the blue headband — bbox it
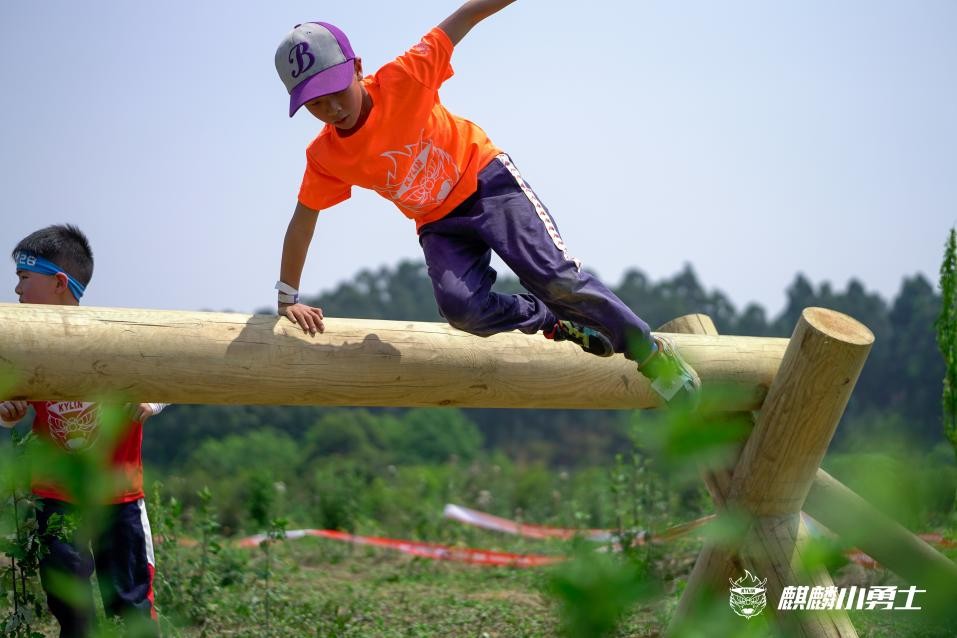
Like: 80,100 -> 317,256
13,250 -> 86,300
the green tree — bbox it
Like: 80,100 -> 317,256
302,409 -> 398,466
304,261 -> 442,321
190,429 -> 301,480
771,273 -> 817,336
614,263 -> 736,331
886,274 -> 943,438
937,227 -> 957,459
732,302 -> 774,337
389,408 -> 483,464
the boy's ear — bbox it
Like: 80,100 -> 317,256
354,57 -> 363,78
53,272 -> 73,299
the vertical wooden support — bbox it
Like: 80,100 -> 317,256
731,308 -> 871,636
665,314 -> 957,629
729,308 -> 873,515
662,314 -> 752,628
654,313 -> 743,508
671,309 -> 873,637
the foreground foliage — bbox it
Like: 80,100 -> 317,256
4,426 -> 957,637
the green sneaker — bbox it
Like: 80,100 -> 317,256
543,320 -> 614,357
637,335 -> 701,407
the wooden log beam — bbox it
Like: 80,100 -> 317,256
0,303 -> 787,409
805,470 -> 957,617
670,310 -> 872,636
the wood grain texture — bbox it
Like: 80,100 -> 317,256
666,312 -> 860,637
743,515 -> 858,637
730,308 -> 874,516
0,303 -> 787,409
664,314 -> 751,627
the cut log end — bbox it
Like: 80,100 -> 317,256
803,308 -> 874,347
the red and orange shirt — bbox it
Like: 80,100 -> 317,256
298,27 -> 502,230
28,401 -> 146,504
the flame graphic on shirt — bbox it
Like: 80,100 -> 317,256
377,130 -> 459,212
47,402 -> 100,452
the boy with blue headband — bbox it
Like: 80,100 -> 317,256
1,224 -> 164,637
272,0 -> 700,406
13,247 -> 88,302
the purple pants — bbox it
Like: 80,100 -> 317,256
419,154 -> 654,361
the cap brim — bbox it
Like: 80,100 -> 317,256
288,59 -> 355,117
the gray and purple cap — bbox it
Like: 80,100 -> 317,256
275,22 -> 355,117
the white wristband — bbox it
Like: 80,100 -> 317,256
146,403 -> 168,415
275,281 -> 299,305
275,280 -> 299,295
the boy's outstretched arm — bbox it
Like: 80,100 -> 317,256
438,0 -> 517,46
278,202 -> 326,335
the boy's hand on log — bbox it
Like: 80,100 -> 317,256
131,403 -> 160,423
0,400 -> 28,427
280,302 -> 325,336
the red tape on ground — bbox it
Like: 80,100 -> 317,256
443,504 -> 957,571
232,528 -> 561,567
166,505 -> 955,571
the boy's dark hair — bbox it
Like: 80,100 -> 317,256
13,224 -> 94,286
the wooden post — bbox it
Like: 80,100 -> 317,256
729,309 -> 873,514
666,314 -> 957,630
728,308 -> 872,636
668,310 -> 871,636
805,470 -> 957,616
0,303 -> 788,409
662,314 -> 752,629
655,313 -> 743,507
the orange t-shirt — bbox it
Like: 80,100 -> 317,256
297,27 -> 502,230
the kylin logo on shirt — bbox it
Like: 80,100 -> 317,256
378,129 -> 459,212
46,402 -> 100,452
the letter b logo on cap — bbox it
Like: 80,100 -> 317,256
289,42 -> 315,79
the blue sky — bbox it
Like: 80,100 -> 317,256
1,1 -> 955,318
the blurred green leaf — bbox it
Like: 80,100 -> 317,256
546,548 -> 661,638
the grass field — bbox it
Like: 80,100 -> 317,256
161,533 -> 676,638
153,532 -> 957,638
11,513 -> 957,637
165,533 -> 957,638
5,427 -> 957,637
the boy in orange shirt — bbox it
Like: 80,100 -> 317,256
273,0 -> 700,405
